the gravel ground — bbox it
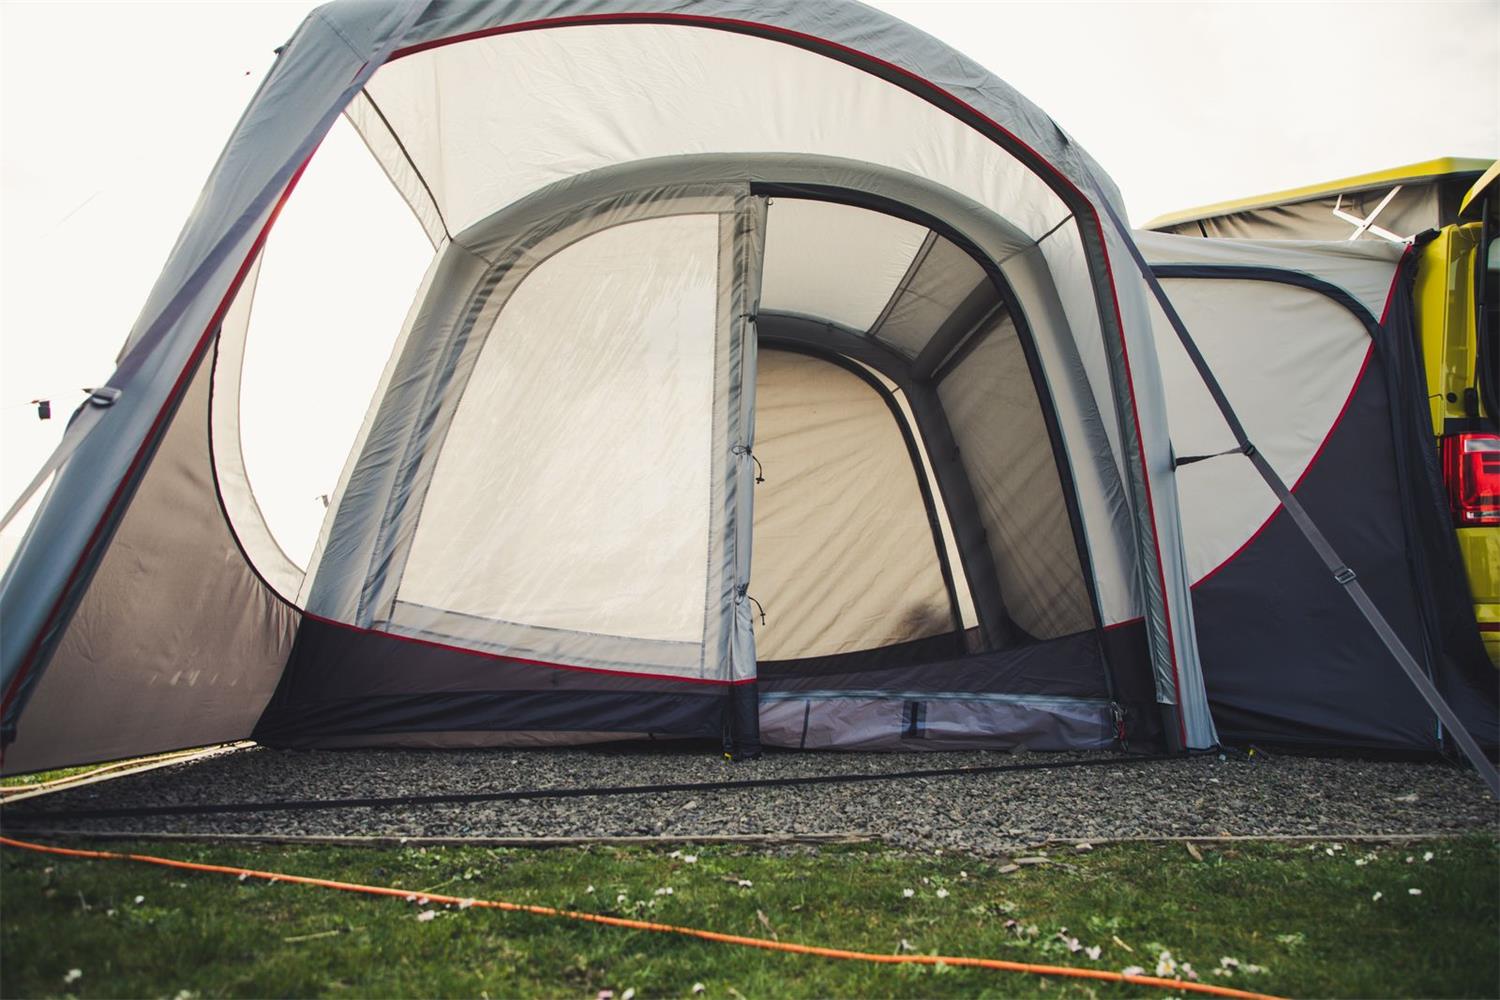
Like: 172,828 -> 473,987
4,746 -> 1496,857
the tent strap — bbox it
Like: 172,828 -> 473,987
1105,206 -> 1498,797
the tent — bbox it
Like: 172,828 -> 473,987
1136,232 -> 1496,754
1,0 -> 1493,776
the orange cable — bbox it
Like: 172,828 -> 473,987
0,835 -> 1281,1000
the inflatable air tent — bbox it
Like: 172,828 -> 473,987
1,0 -> 1494,779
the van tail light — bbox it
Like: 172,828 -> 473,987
1442,432 -> 1500,526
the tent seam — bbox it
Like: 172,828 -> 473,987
348,89 -> 453,245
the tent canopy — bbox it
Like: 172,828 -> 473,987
1,0 -> 1491,773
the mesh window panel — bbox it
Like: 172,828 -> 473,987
397,214 -> 720,644
937,315 -> 1094,640
870,236 -> 988,360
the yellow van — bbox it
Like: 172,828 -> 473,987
1145,157 -> 1500,666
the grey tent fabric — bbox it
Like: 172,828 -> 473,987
1147,168 -> 1485,243
1156,184 -> 1444,242
2,359 -> 298,773
870,235 -> 991,362
306,186 -> 758,679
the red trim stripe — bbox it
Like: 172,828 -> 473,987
1187,245 -> 1410,592
1189,344 -> 1376,590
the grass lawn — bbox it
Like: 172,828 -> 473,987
1,834 -> 1494,998
1,747 -> 234,793
0,766 -> 112,790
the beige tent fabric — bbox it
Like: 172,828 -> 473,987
2,358 -> 298,773
1132,230 -> 1404,318
751,349 -> 953,661
353,23 -> 1071,245
938,314 -> 1094,640
760,198 -> 926,331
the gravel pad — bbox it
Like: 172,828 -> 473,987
5,747 -> 1495,856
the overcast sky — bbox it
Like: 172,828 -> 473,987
1,0 -> 1495,561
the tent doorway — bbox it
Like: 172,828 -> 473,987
750,346 -> 966,668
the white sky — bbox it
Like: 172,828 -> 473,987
1,0 -> 1495,566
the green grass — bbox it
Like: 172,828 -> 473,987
1,746 -> 222,789
1,834 -> 1495,998
0,766 -> 109,789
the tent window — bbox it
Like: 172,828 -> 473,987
214,118 -> 433,582
936,312 -> 1095,640
397,213 -> 721,644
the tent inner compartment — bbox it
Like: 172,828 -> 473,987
237,180 -> 1123,752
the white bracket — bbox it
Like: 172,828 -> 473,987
1332,186 -> 1407,243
